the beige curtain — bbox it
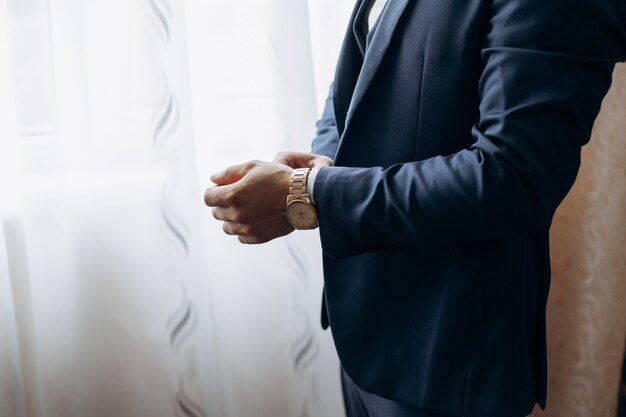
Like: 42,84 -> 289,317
531,63 -> 626,417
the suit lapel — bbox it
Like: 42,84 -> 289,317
341,0 -> 411,135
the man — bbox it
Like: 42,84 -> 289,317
204,0 -> 626,415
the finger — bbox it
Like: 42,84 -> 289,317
223,222 -> 249,236
212,206 -> 239,222
211,161 -> 256,185
204,185 -> 233,207
238,235 -> 262,245
311,156 -> 334,168
272,151 -> 292,165
273,152 -> 312,168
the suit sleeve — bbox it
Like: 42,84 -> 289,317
310,84 -> 340,160
313,0 -> 626,259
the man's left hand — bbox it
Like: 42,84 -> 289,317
204,160 -> 294,244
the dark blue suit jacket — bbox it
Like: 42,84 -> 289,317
310,0 -> 626,416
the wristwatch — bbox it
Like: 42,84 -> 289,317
284,168 -> 318,230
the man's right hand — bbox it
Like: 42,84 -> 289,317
273,151 -> 333,169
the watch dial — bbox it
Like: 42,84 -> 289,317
286,201 -> 316,228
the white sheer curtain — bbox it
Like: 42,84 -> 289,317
0,0 -> 354,416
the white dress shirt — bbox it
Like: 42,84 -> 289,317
368,0 -> 389,32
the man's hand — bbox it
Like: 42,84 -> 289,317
273,151 -> 333,169
204,160 -> 294,244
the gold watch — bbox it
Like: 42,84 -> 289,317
284,168 -> 318,230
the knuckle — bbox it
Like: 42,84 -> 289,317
232,211 -> 246,224
274,152 -> 295,165
250,159 -> 265,169
224,190 -> 240,206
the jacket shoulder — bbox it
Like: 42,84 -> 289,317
486,0 -> 626,60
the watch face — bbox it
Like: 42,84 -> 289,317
285,200 -> 317,229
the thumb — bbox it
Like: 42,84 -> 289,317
312,156 -> 334,168
211,162 -> 253,185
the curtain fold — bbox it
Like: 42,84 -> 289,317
184,0 -> 353,415
0,220 -> 28,417
1,0 -> 222,416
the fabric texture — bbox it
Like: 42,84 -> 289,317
341,367 -> 455,417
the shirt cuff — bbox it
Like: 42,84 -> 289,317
307,168 -> 320,205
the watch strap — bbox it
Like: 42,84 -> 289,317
289,168 -> 311,198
